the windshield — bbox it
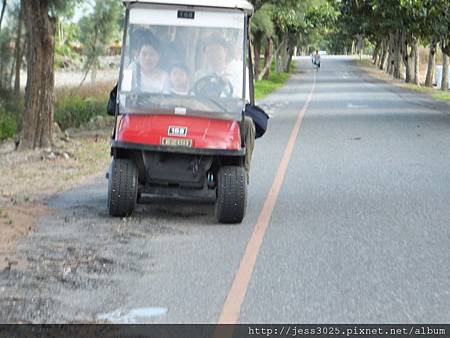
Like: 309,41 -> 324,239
118,5 -> 246,120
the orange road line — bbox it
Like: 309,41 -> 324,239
217,72 -> 317,327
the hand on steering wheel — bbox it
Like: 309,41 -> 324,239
191,75 -> 233,98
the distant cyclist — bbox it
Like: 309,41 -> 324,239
312,50 -> 321,71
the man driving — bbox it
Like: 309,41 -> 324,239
193,33 -> 255,182
193,34 -> 243,98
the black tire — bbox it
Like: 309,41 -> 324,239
215,165 -> 247,224
107,159 -> 138,217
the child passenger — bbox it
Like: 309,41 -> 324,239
164,61 -> 190,95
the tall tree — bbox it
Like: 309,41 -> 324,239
19,0 -> 55,149
78,0 -> 122,86
251,3 -> 274,80
18,0 -> 74,150
424,39 -> 437,87
442,44 -> 449,91
272,0 -> 311,72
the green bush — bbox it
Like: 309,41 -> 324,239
54,94 -> 108,130
0,109 -> 18,141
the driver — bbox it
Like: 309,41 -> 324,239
195,34 -> 255,183
194,34 -> 242,97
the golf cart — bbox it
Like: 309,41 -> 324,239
107,0 -> 256,223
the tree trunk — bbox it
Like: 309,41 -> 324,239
0,50 -> 3,90
281,35 -> 294,72
0,0 -> 6,33
0,44 -> 4,89
376,44 -> 382,66
379,39 -> 388,70
386,33 -> 395,75
409,43 -> 415,81
412,37 -> 420,85
8,56 -> 15,89
424,40 -> 437,87
373,39 -> 381,65
79,27 -> 99,87
401,33 -> 411,83
276,34 -> 288,73
261,37 -> 273,80
286,47 -> 294,72
441,47 -> 449,91
90,64 -> 97,86
19,0 -> 56,150
393,30 -> 402,79
14,2 -> 23,97
253,37 -> 261,81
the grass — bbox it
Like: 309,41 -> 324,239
254,61 -> 295,100
356,58 -> 450,103
402,83 -> 450,101
54,82 -> 112,130
0,209 -> 12,225
0,109 -> 18,141
0,90 -> 21,141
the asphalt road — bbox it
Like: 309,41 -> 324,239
2,56 -> 450,324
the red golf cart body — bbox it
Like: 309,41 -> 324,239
108,0 -> 254,223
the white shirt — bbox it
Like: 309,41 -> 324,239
140,70 -> 168,93
193,60 -> 249,100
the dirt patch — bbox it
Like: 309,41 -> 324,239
0,130 -> 111,202
0,203 -> 52,271
0,125 -> 113,272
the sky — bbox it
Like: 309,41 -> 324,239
72,2 -> 94,23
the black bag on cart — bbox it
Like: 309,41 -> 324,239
107,84 -> 118,116
244,103 -> 269,139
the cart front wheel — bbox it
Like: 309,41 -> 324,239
108,159 -> 138,217
215,165 -> 247,224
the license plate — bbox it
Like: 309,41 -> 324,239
161,137 -> 192,147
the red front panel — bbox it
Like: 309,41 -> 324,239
116,114 -> 242,150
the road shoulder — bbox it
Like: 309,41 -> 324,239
354,58 -> 450,113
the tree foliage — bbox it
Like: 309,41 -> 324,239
78,0 -> 122,86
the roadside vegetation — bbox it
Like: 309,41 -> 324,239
0,0 -> 121,144
335,1 -> 449,92
54,82 -> 112,130
0,105 -> 18,141
0,85 -> 111,141
254,61 -> 295,99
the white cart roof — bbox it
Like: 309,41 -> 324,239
123,0 -> 253,14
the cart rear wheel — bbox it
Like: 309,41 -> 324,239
215,165 -> 247,224
108,159 -> 138,217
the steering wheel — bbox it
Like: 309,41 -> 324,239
191,75 -> 233,98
